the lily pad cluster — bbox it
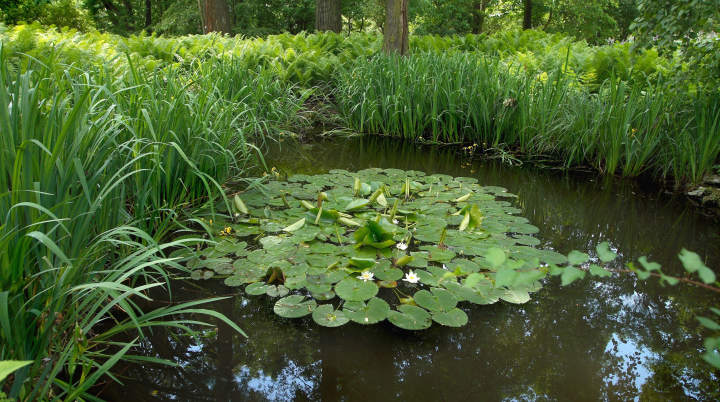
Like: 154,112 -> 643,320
186,168 -> 568,330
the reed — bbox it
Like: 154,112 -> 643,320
0,45 -> 303,399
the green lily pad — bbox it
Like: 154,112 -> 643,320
413,288 -> 458,312
274,295 -> 317,318
335,277 -> 379,301
312,305 -> 350,327
431,308 -> 468,327
245,282 -> 270,295
387,305 -> 432,330
267,285 -> 290,297
311,291 -> 336,300
371,261 -> 404,281
343,297 -> 391,324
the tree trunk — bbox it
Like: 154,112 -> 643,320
144,0 -> 152,30
204,0 -> 233,34
472,0 -> 485,35
382,0 -> 409,56
315,0 -> 342,33
523,0 -> 532,30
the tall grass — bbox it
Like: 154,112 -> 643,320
0,45 -> 304,399
335,53 -> 720,184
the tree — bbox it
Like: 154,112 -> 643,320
315,0 -> 341,32
203,0 -> 232,33
382,0 -> 408,55
522,0 -> 531,29
631,0 -> 720,87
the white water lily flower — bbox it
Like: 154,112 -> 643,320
359,270 -> 374,282
396,242 -> 408,251
403,270 -> 420,284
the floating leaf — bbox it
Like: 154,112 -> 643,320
312,305 -> 350,327
431,308 -> 468,327
245,282 -> 270,295
267,285 -> 289,297
274,295 -> 317,318
334,277 -> 379,301
413,288 -> 458,312
343,298 -> 390,324
388,305 -> 432,330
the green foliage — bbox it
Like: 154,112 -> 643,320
335,52 -> 720,184
631,0 -> 720,88
202,169 -> 550,330
0,29 -> 307,397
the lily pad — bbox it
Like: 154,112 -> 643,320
274,295 -> 317,318
312,305 -> 350,327
431,308 -> 469,327
387,305 -> 432,330
335,277 -> 379,301
414,288 -> 458,312
343,297 -> 391,324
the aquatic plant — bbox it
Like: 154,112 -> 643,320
185,169 -> 569,329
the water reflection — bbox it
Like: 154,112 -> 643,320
103,136 -> 720,401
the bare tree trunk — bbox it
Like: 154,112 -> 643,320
204,0 -> 233,34
471,0 -> 486,35
315,0 -> 342,33
145,0 -> 152,30
382,0 -> 409,56
523,0 -> 532,30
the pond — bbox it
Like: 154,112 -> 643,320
103,136 -> 720,401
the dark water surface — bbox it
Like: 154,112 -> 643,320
104,137 -> 720,401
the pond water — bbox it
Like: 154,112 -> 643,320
103,136 -> 720,401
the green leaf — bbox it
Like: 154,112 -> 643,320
274,295 -> 317,318
233,195 -> 249,214
387,305 -> 432,330
494,268 -> 519,288
678,249 -> 716,284
697,316 -> 720,331
283,218 -> 306,232
334,277 -> 379,301
431,308 -> 468,327
484,247 -> 506,267
0,361 -> 33,382
343,297 -> 390,324
312,305 -> 350,327
638,256 -> 661,272
266,285 -> 289,297
464,273 -> 484,288
348,257 -> 375,270
589,264 -> 612,278
567,250 -> 589,265
345,198 -> 370,211
499,288 -> 531,304
596,242 -> 617,263
245,282 -> 270,295
561,265 -> 586,286
395,255 -> 415,267
413,288 -> 458,312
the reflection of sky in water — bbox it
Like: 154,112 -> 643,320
234,361 -> 318,401
604,333 -> 655,401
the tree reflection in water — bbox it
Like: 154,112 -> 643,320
101,137 -> 720,401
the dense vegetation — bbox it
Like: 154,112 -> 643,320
1,0 -> 719,399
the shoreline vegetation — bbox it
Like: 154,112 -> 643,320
1,25 -> 719,400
